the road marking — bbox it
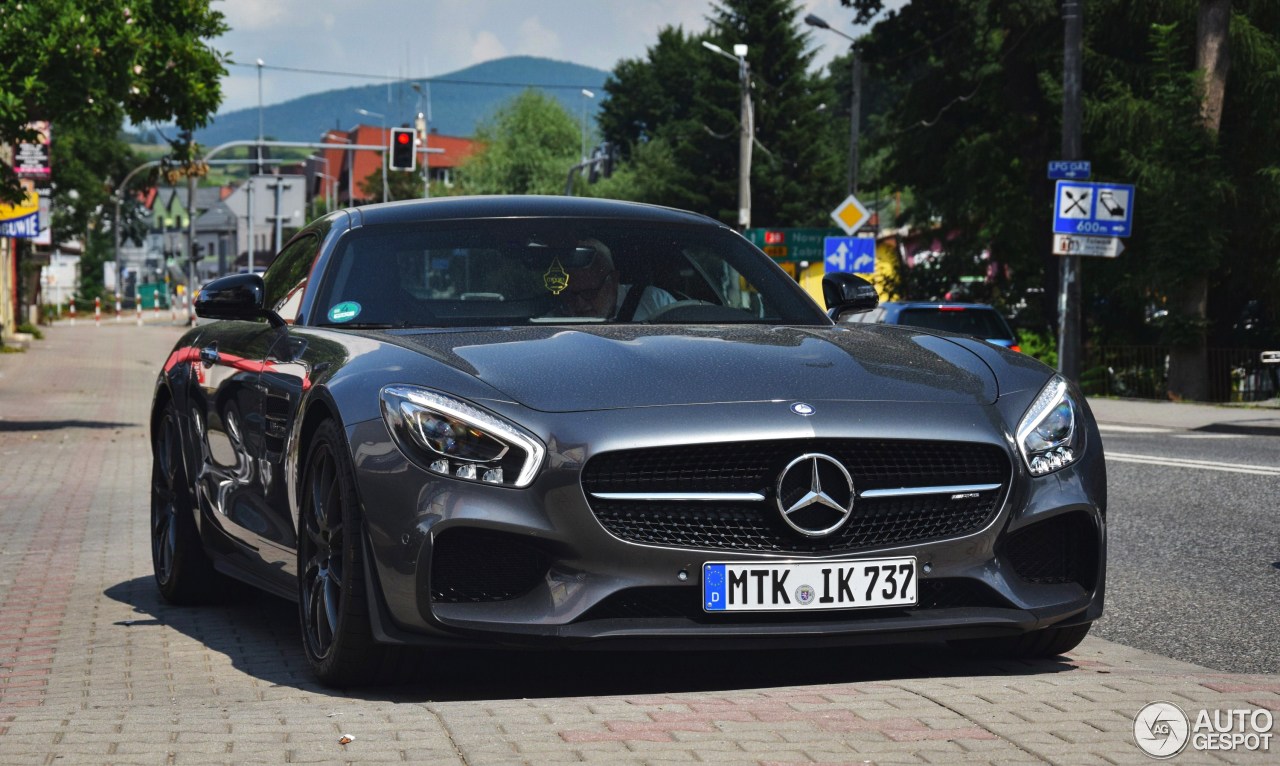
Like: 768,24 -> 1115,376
1107,452 -> 1280,476
1098,424 -> 1172,434
1172,433 -> 1243,440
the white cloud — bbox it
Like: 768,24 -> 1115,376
516,17 -> 563,60
469,30 -> 508,63
218,0 -> 290,32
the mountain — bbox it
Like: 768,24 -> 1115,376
195,56 -> 610,145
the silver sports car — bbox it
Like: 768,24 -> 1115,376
151,196 -> 1106,686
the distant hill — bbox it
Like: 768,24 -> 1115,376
195,56 -> 610,145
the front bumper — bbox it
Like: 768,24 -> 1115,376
347,398 -> 1107,649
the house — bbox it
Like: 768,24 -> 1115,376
317,125 -> 478,206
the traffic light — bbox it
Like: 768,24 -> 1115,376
389,127 -> 416,171
586,142 -> 617,184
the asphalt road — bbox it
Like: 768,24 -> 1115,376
1091,422 -> 1280,674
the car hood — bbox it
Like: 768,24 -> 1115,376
381,325 -> 998,412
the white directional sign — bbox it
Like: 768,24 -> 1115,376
824,237 -> 875,273
1053,234 -> 1126,258
829,194 -> 871,236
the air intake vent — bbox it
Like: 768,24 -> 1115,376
1002,512 -> 1099,589
430,528 -> 549,603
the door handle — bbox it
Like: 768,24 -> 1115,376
199,346 -> 219,366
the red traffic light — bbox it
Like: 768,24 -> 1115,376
389,127 -> 416,171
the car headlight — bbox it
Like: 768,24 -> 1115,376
1017,375 -> 1081,476
380,385 -> 545,487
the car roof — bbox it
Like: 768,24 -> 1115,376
347,195 -> 727,228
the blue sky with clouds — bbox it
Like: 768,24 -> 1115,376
214,0 -> 889,115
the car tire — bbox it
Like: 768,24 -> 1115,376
298,419 -> 401,687
950,622 -> 1092,659
151,402 -> 228,604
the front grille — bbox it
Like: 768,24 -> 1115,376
582,439 -> 1009,553
578,578 -> 1012,623
430,528 -> 549,603
1002,512 -> 1099,589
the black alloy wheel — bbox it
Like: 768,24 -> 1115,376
298,419 -> 398,686
151,402 -> 223,603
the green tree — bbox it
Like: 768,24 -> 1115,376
600,1 -> 843,227
851,0 -> 1062,310
0,0 -> 228,204
599,26 -> 730,215
846,0 -> 1280,388
707,0 -> 843,226
456,89 -> 579,195
359,166 -> 442,202
51,123 -> 151,300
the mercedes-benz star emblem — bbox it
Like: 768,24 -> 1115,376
790,402 -> 815,416
775,453 -> 855,537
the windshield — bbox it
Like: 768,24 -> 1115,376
311,219 -> 828,328
897,307 -> 1015,341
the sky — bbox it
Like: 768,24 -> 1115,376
214,0 -> 889,115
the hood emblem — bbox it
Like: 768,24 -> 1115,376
775,453 -> 855,537
790,402 -> 815,416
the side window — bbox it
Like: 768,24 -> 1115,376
263,234 -> 319,324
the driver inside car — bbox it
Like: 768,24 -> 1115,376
560,238 -> 675,320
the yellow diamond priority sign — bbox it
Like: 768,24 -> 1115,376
830,194 -> 871,236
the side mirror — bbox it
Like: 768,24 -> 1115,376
195,273 -> 271,323
823,273 -> 879,318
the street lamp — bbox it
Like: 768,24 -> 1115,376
256,58 -> 265,143
702,40 -> 752,230
804,13 -> 861,196
249,57 -> 265,274
355,107 -> 388,203
412,82 -> 432,199
580,89 -> 595,163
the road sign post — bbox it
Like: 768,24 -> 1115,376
823,237 -> 875,274
1053,234 -> 1125,258
1048,160 -> 1092,179
744,228 -> 843,263
1054,180 -> 1136,237
829,195 -> 871,236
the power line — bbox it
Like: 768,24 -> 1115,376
226,61 -> 600,92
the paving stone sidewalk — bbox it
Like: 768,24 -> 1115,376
0,323 -> 1275,765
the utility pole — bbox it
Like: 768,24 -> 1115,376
246,168 -> 256,273
266,177 -> 293,254
703,41 -> 753,230
185,133 -> 198,325
803,14 -> 861,196
738,50 -> 752,230
416,112 -> 430,199
1057,0 -> 1084,382
849,52 -> 861,196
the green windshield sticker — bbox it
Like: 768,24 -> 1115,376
328,301 -> 361,323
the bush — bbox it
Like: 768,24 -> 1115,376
1017,328 -> 1057,368
16,323 -> 43,340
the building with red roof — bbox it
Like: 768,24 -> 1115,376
316,126 -> 478,207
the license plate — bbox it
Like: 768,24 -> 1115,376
702,557 -> 917,612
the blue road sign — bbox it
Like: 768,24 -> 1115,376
1048,160 -> 1092,180
1053,180 -> 1136,238
824,237 -> 875,274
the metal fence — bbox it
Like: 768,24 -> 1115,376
1082,346 -> 1277,403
